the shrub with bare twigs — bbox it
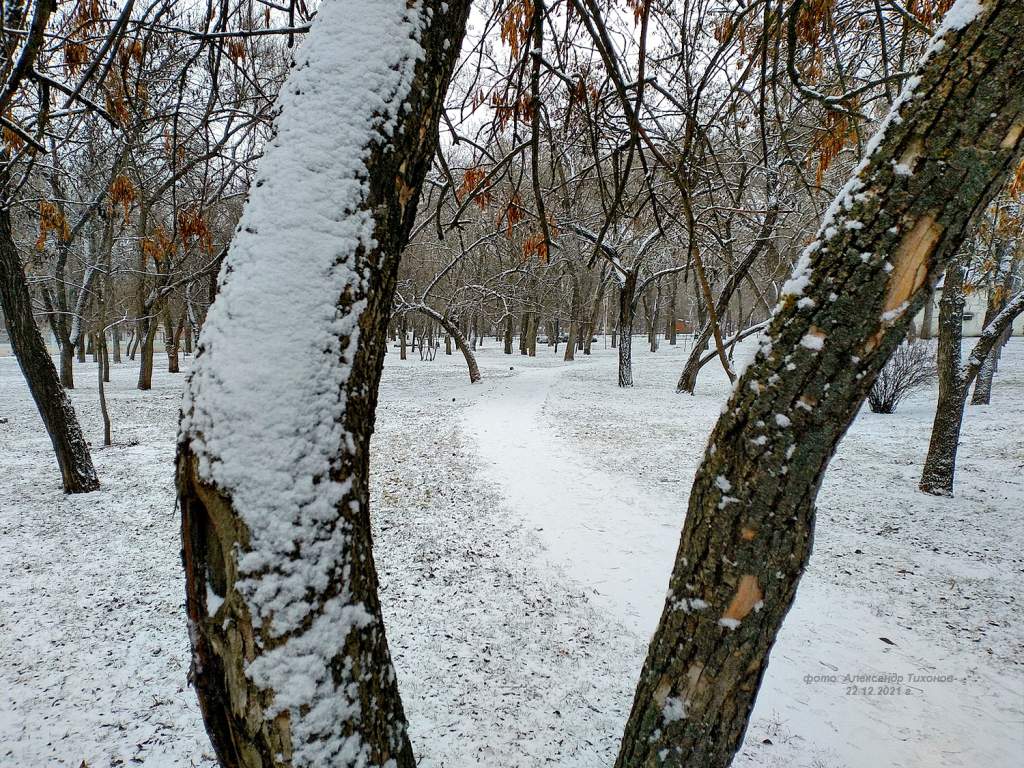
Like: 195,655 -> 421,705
868,340 -> 937,414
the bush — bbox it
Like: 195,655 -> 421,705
868,340 -> 937,414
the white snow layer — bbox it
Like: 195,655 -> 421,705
178,0 -> 427,765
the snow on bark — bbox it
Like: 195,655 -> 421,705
178,1 -> 426,764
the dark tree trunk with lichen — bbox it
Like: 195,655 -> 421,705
0,204 -> 99,493
175,2 -> 471,767
616,5 -> 1024,766
919,257 -> 968,495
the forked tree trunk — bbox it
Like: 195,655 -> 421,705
0,205 -> 99,493
921,287 -> 1024,495
584,278 -> 607,355
969,263 -> 1016,403
175,2 -> 470,766
616,7 -> 1024,766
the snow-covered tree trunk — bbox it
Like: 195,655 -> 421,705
0,204 -> 99,493
175,1 -> 470,766
615,3 -> 1024,766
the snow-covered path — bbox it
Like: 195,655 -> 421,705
463,360 -> 680,637
1,339 -> 1021,768
460,341 -> 1024,768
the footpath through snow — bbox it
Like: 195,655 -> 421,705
0,339 -> 1021,767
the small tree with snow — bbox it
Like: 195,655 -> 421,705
868,340 -> 937,413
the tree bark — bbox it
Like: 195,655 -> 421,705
618,274 -> 636,387
0,205 -> 99,493
616,7 -> 1024,766
97,333 -> 112,447
176,2 -> 470,766
59,342 -> 75,388
137,317 -> 157,389
920,286 -> 936,339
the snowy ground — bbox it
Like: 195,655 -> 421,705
1,337 -> 1021,767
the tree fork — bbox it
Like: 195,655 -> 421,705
175,1 -> 472,766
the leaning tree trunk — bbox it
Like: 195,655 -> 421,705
616,6 -> 1024,767
0,205 -> 99,493
412,304 -> 481,383
175,2 -> 470,766
969,262 -> 1016,403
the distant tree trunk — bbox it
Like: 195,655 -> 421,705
165,311 -> 181,374
565,270 -> 580,361
0,205 -> 99,493
667,275 -> 678,345
97,333 -> 112,447
137,319 -> 157,389
112,324 -> 122,363
101,333 -> 110,383
970,263 -> 1016,404
58,341 -> 75,388
919,258 -> 968,495
648,283 -> 660,353
176,3 -> 470,766
76,335 -> 86,363
920,286 -> 936,339
616,7 -> 1024,765
583,278 -> 607,355
400,313 -> 407,359
503,314 -> 513,354
618,274 -> 637,387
